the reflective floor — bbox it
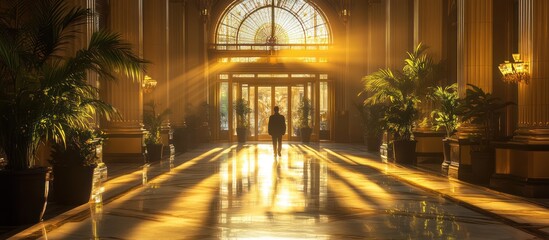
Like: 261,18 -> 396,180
11,143 -> 548,239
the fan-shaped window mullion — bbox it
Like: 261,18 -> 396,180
236,6 -> 271,44
217,0 -> 330,45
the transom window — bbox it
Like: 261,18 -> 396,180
216,0 -> 331,45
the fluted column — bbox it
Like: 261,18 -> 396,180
456,0 -> 493,96
143,0 -> 172,152
514,0 -> 549,142
413,0 -> 443,61
367,1 -> 386,73
169,0 -> 186,128
455,0 -> 493,140
144,0 -> 169,113
412,0 -> 445,159
101,0 -> 146,162
386,0 -> 411,70
448,0 -> 493,178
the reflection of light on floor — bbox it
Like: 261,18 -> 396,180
219,144 -> 328,239
302,146 -> 395,207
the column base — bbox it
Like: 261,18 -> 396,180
447,138 -> 479,182
102,128 -> 146,163
490,174 -> 549,198
492,141 -> 549,198
414,131 -> 445,164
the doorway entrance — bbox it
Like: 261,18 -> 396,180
215,73 -> 332,142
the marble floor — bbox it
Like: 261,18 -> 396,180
9,143 -> 549,239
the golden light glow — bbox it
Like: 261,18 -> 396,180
498,54 -> 530,84
142,75 -> 157,93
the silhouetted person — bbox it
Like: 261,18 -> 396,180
268,106 -> 286,157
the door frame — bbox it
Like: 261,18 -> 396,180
214,72 -> 332,142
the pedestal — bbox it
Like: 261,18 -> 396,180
491,141 -> 549,198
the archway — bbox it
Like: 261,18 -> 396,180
211,0 -> 334,142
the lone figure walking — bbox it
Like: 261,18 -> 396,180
268,106 -> 286,157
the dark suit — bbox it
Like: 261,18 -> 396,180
268,113 -> 286,156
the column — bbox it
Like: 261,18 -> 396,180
491,0 -> 549,198
143,0 -> 173,155
456,0 -> 493,96
169,0 -> 186,128
386,0 -> 412,70
169,0 -> 187,152
414,0 -> 443,61
101,0 -> 146,162
514,0 -> 549,142
413,0 -> 445,163
449,0 -> 493,179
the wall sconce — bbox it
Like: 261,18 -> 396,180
142,75 -> 157,93
498,53 -> 530,84
339,0 -> 351,23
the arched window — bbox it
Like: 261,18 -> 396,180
216,0 -> 331,45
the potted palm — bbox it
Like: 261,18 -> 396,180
428,83 -> 460,168
143,101 -> 171,162
457,84 -> 514,183
362,44 -> 438,164
385,94 -> 420,164
0,0 -> 145,225
234,98 -> 251,143
356,102 -> 386,152
50,128 -> 105,205
363,69 -> 420,164
298,97 -> 313,143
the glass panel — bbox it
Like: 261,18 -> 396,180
257,74 -> 288,78
219,82 -> 229,131
308,82 -> 314,128
257,87 -> 272,137
274,86 -> 288,137
232,83 -> 238,136
249,87 -> 256,137
216,0 -> 330,45
319,81 -> 329,140
233,74 -> 255,78
291,85 -> 305,138
291,74 -> 315,78
242,85 -> 250,137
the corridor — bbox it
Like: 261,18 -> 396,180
11,143 -> 548,239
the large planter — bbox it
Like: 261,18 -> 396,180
441,138 -> 452,169
52,165 -> 96,205
471,146 -> 495,184
173,127 -> 188,154
146,143 -> 164,162
392,140 -> 417,165
366,133 -> 382,152
236,128 -> 247,143
0,167 -> 51,225
300,127 -> 312,143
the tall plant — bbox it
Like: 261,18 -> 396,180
457,84 -> 514,142
297,97 -> 312,128
143,101 -> 171,145
361,43 -> 439,141
429,83 -> 460,138
234,98 -> 251,129
0,0 -> 146,170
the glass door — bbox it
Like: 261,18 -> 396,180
255,86 -> 289,140
256,86 -> 272,140
225,76 -> 328,142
